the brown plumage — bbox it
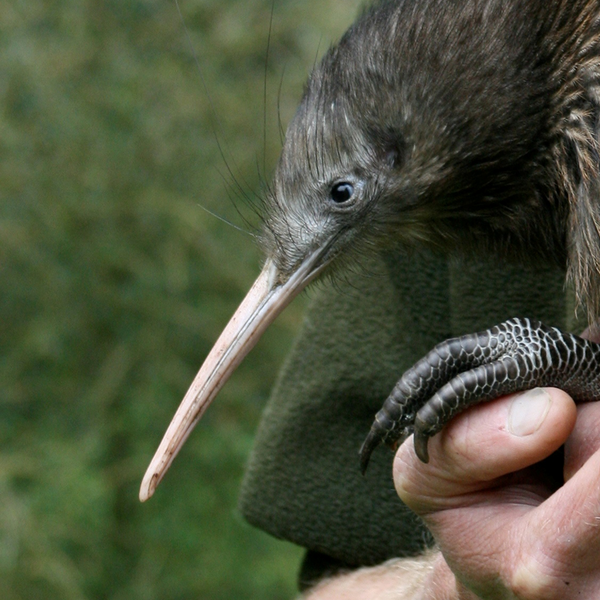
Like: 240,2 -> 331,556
264,0 -> 600,313
140,0 -> 600,500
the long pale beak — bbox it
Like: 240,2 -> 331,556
139,252 -> 327,501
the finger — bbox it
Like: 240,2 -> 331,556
560,328 -> 600,480
539,445 -> 600,550
394,388 -> 577,513
564,402 -> 600,479
509,447 -> 600,597
393,389 -> 578,598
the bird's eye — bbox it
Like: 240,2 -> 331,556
330,181 -> 354,204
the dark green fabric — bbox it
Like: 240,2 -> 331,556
238,249 -> 576,570
297,551 -> 357,591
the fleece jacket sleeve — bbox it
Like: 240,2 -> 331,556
238,249 -> 574,580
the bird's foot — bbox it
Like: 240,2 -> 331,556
360,317 -> 600,472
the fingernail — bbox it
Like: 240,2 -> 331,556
508,388 -> 551,437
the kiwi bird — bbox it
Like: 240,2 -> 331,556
140,0 -> 600,501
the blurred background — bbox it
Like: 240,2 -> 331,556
0,0 -> 362,598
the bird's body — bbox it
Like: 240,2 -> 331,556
141,0 -> 600,499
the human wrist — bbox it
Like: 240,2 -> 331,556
301,549 -> 466,600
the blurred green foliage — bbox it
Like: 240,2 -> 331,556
0,0 -> 361,598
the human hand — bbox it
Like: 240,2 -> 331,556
304,394 -> 600,599
395,386 -> 600,599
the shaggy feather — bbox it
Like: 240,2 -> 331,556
262,0 -> 600,321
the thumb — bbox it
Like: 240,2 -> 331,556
394,388 -> 577,513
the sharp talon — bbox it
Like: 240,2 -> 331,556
359,429 -> 381,474
413,433 -> 430,463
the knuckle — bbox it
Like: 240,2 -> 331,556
510,560 -> 558,599
508,544 -> 580,600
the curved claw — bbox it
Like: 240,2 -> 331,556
360,426 -> 429,472
413,432 -> 430,463
359,420 -> 412,473
359,428 -> 381,474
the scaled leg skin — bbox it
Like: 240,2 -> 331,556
360,317 -> 600,470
